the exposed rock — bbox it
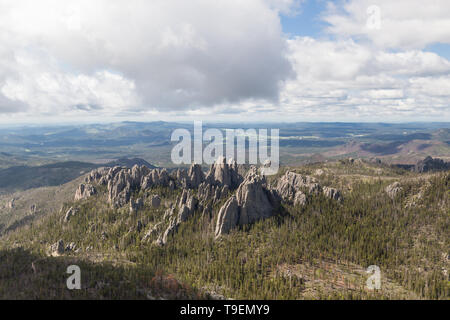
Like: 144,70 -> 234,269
158,219 -> 179,246
215,196 -> 240,237
63,207 -> 79,223
385,182 -> 402,199
142,222 -> 162,242
8,198 -> 15,209
177,205 -> 192,223
108,170 -> 132,207
30,204 -> 37,215
187,163 -> 205,188
293,191 -> 307,206
176,189 -> 197,223
236,168 -> 278,225
49,240 -> 64,257
323,187 -> 343,201
414,156 -> 450,173
85,167 -> 109,184
65,242 -> 76,252
205,157 -> 241,189
276,171 -> 320,203
215,168 -> 279,237
75,183 -> 97,201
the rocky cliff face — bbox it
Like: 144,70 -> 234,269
215,167 -> 280,237
75,159 -> 344,245
276,171 -> 320,204
205,157 -> 242,189
74,183 -> 96,201
414,156 -> 450,173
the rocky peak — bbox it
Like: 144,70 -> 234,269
75,183 -> 97,201
414,156 -> 450,173
187,163 -> 205,188
215,168 -> 279,237
276,171 -> 319,204
205,157 -> 241,189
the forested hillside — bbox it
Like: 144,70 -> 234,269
0,160 -> 448,299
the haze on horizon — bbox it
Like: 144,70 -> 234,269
0,0 -> 450,124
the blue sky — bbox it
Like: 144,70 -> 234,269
280,0 -> 329,38
280,0 -> 450,60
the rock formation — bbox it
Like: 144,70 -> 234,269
385,182 -> 402,199
187,163 -> 204,188
414,156 -> 450,173
205,157 -> 241,188
63,207 -> 79,223
49,239 -> 65,257
75,183 -> 97,201
323,186 -> 343,201
215,168 -> 279,237
215,196 -> 240,236
276,171 -> 320,204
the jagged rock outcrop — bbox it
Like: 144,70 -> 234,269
197,183 -> 230,204
176,189 -> 198,223
293,191 -> 307,206
187,163 -> 205,188
49,239 -> 64,257
108,170 -> 132,207
385,182 -> 402,199
8,198 -> 15,209
323,187 -> 343,201
215,196 -> 240,236
65,242 -> 76,252
75,183 -> 97,201
414,156 -> 450,173
85,167 -> 109,184
236,168 -> 279,225
78,164 -> 173,208
142,222 -> 163,242
157,219 -> 179,246
276,171 -> 320,204
205,157 -> 241,188
215,168 -> 279,237
63,207 -> 79,223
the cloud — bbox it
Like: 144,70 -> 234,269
323,0 -> 450,49
271,36 -> 450,121
0,0 -> 448,122
0,0 -> 293,115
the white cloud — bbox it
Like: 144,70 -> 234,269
0,0 -> 293,116
0,0 -> 448,122
323,0 -> 450,49
273,36 -> 450,121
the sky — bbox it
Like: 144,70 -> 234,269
0,0 -> 449,124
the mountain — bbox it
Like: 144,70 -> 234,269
0,158 -> 156,195
105,158 -> 157,169
0,158 -> 448,299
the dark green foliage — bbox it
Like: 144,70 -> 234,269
1,170 -> 449,300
